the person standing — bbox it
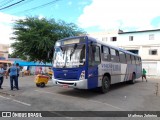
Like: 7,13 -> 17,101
14,63 -> 20,88
142,68 -> 147,82
6,63 -> 19,90
0,63 -> 5,89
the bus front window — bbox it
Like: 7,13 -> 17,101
53,44 -> 85,68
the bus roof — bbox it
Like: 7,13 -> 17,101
87,36 -> 140,57
57,36 -> 86,42
57,36 -> 140,57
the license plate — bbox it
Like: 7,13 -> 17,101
63,85 -> 69,88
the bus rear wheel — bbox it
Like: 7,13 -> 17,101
129,73 -> 136,84
100,76 -> 110,93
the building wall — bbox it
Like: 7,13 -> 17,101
0,44 -> 9,59
118,31 -> 160,61
118,31 -> 160,46
88,29 -> 160,77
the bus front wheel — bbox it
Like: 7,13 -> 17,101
100,76 -> 110,93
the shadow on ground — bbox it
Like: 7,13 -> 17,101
56,80 -> 141,99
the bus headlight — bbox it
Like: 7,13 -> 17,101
79,70 -> 85,80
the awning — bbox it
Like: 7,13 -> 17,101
14,60 -> 52,67
0,60 -> 13,64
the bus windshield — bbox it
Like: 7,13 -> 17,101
53,44 -> 85,68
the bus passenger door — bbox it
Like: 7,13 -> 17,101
88,45 -> 101,89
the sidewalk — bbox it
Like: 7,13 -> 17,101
137,77 -> 160,83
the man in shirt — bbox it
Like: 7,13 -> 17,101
14,63 -> 20,88
0,63 -> 5,89
142,68 -> 147,82
6,63 -> 19,90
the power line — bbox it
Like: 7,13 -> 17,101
13,0 -> 61,14
1,0 -> 36,11
0,0 -> 26,11
0,0 -> 9,4
0,0 -> 13,8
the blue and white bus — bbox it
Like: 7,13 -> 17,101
52,36 -> 142,93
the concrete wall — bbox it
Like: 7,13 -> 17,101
0,44 -> 9,59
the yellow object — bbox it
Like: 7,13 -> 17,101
34,74 -> 50,87
48,71 -> 53,75
24,70 -> 30,76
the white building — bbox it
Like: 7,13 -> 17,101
88,29 -> 160,78
0,44 -> 9,60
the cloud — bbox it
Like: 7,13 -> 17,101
78,1 -> 90,5
0,12 -> 22,45
68,1 -> 72,6
54,3 -> 59,9
78,0 -> 160,31
38,14 -> 44,19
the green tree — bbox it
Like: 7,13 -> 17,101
11,17 -> 86,62
9,53 -> 27,60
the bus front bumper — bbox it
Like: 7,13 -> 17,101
52,78 -> 88,89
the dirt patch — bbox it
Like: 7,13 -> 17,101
0,91 -> 15,97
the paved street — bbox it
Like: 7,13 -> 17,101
0,76 -> 160,120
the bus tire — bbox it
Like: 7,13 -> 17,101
129,73 -> 136,84
100,76 -> 110,93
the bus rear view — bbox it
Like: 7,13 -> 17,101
52,36 -> 88,89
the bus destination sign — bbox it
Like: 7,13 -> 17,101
63,39 -> 80,45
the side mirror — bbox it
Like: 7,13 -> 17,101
47,47 -> 54,59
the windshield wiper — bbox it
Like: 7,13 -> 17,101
70,44 -> 77,60
59,46 -> 66,59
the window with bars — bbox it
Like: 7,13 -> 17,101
149,49 -> 157,55
129,36 -> 133,41
110,37 -> 117,42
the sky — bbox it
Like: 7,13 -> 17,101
0,0 -> 160,46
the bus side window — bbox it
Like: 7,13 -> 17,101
119,51 -> 127,63
140,58 -> 142,63
110,49 -> 119,62
80,45 -> 85,63
116,50 -> 120,62
130,55 -> 132,64
139,57 -> 142,64
89,45 -> 101,66
126,54 -> 131,64
135,57 -> 139,64
131,55 -> 135,64
137,57 -> 141,65
101,46 -> 110,61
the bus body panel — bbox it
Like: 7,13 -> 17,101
87,65 -> 98,89
125,64 -> 134,81
136,64 -> 142,78
110,63 -> 121,84
53,67 -> 84,80
52,78 -> 88,89
120,64 -> 127,82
